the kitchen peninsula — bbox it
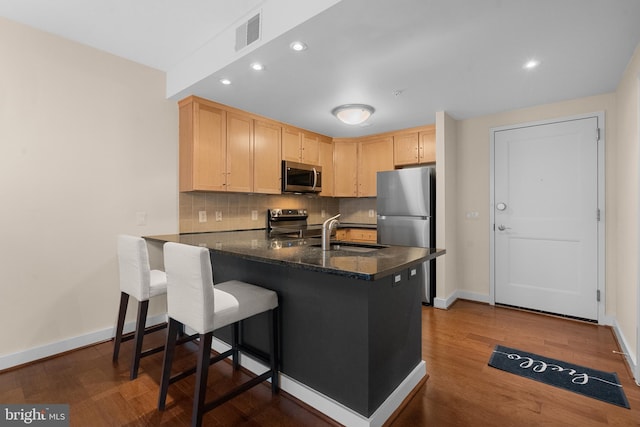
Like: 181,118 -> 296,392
146,230 -> 444,427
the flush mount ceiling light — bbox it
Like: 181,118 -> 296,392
219,78 -> 232,85
250,62 -> 264,71
290,41 -> 307,51
331,104 -> 375,125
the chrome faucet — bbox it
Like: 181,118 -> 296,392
322,214 -> 340,251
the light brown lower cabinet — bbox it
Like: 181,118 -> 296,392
336,228 -> 377,243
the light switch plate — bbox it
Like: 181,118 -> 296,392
251,210 -> 258,221
136,211 -> 147,226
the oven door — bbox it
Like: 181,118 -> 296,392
282,161 -> 322,193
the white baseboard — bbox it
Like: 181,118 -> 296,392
0,314 -> 167,371
434,289 -> 489,309
610,318 -> 639,385
211,337 -> 426,427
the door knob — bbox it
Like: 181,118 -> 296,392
497,225 -> 511,231
496,202 -> 507,211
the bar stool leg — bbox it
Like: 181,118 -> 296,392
113,292 -> 129,362
158,318 -> 181,410
193,332 -> 213,427
130,300 -> 149,380
231,322 -> 239,370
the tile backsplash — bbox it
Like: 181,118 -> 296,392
337,197 -> 377,224
180,193 -> 376,233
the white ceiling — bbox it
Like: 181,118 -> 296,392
1,0 -> 640,138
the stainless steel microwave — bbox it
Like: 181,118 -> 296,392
282,161 -> 322,193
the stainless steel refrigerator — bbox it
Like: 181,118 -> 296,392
377,166 -> 435,305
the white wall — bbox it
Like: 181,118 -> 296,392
614,43 -> 640,367
0,17 -> 179,366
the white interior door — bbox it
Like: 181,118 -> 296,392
494,117 -> 599,320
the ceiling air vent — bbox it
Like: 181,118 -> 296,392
235,13 -> 261,51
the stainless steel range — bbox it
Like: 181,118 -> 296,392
267,208 -> 323,238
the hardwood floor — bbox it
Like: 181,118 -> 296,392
0,300 -> 638,426
393,300 -> 640,426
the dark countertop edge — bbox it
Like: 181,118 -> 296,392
209,248 -> 376,280
145,233 -> 445,282
208,247 -> 446,281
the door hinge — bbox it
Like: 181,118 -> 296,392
597,208 -> 601,221
597,289 -> 601,302
596,128 -> 601,142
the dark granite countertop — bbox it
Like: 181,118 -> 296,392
146,230 -> 444,281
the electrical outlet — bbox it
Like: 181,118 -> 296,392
198,211 -> 207,223
368,209 -> 375,218
251,210 -> 258,221
321,210 -> 326,218
215,211 -> 223,222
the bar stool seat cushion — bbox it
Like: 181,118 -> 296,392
213,280 -> 278,330
149,270 -> 168,298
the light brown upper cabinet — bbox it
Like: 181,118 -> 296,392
179,98 -> 227,192
253,120 -> 282,194
225,112 -> 254,193
179,96 -> 279,193
318,139 -> 334,197
333,137 -> 394,197
393,126 -> 436,166
333,142 -> 359,197
282,126 -> 320,165
358,137 -> 394,196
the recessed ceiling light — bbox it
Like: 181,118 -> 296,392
219,78 -> 231,85
290,41 -> 307,51
523,59 -> 540,70
250,62 -> 264,71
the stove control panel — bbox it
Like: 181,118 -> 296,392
268,208 -> 308,220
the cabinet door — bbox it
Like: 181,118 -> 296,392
333,142 -> 358,197
318,139 -> 334,196
282,127 -> 302,162
419,128 -> 436,163
254,120 -> 282,194
179,100 -> 226,191
359,137 -> 394,197
394,132 -> 419,166
335,229 -> 348,240
339,228 -> 377,243
226,112 -> 253,192
301,134 -> 320,164
353,229 -> 377,243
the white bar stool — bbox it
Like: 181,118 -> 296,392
112,234 -> 169,380
158,242 -> 279,427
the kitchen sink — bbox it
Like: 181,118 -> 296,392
310,241 -> 388,253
